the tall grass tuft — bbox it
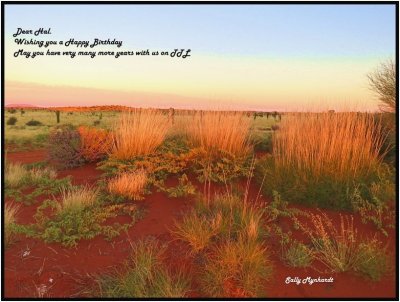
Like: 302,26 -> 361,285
56,186 -> 98,213
259,112 -> 390,209
200,237 -> 272,297
95,238 -> 190,297
5,203 -> 20,246
78,126 -> 113,162
186,111 -> 252,157
273,112 -> 386,182
5,162 -> 29,188
107,170 -> 148,200
110,110 -> 170,160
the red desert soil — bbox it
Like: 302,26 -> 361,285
4,151 -> 397,298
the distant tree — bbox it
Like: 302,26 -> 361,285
367,59 -> 396,113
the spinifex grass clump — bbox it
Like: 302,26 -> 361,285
56,185 -> 98,213
259,112 -> 388,209
110,109 -> 170,160
78,126 -> 113,162
172,193 -> 266,254
107,170 -> 148,200
5,162 -> 30,188
95,238 -> 190,298
187,111 -> 252,158
5,203 -> 20,247
200,237 -> 272,297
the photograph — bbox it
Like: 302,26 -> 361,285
2,1 -> 398,299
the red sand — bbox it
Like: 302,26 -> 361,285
4,151 -> 397,298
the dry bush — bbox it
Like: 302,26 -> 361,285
186,111 -> 252,157
108,170 -> 148,200
273,112 -> 386,182
78,126 -> 113,162
57,186 -> 98,213
110,109 -> 170,160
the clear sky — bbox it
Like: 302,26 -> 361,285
4,4 -> 396,111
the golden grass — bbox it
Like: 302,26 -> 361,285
78,126 -> 113,162
201,237 -> 272,297
5,162 -> 29,188
57,186 -> 98,213
108,170 -> 148,200
273,112 -> 386,181
186,111 -> 252,157
5,203 -> 20,246
110,109 -> 170,160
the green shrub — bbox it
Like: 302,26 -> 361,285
48,125 -> 85,168
26,119 -> 43,126
6,117 -> 17,125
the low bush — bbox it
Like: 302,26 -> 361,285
6,117 -> 17,125
48,125 -> 85,168
32,186 -> 142,247
26,119 -> 43,126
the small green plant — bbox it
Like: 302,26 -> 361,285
6,116 -> 18,125
8,108 -> 16,114
94,238 -> 190,297
282,240 -> 314,268
26,119 -> 43,126
160,174 -> 196,198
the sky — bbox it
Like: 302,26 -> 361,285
4,4 -> 396,111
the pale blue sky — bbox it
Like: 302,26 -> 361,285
5,4 -> 395,58
4,4 -> 396,110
